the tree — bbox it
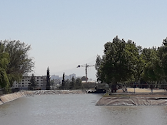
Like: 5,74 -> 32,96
50,79 -> 55,89
95,36 -> 141,92
141,48 -> 162,83
46,67 -> 50,90
95,36 -> 167,91
81,76 -> 87,81
61,73 -> 65,89
69,76 -> 75,89
0,52 -> 10,91
154,38 -> 167,84
163,37 -> 167,46
75,78 -> 82,89
95,55 -> 105,83
0,40 -> 34,86
133,46 -> 145,82
64,79 -> 70,90
29,74 -> 37,90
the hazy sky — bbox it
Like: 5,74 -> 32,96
1,0 -> 167,80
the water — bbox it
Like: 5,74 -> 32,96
1,94 -> 167,125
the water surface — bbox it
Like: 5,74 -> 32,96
0,94 -> 167,125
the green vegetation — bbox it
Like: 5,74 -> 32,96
0,52 -> 10,91
0,40 -> 34,92
46,67 -> 50,90
96,36 -> 167,92
29,74 -> 37,90
59,77 -> 83,90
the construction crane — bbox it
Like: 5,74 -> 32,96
77,64 -> 95,83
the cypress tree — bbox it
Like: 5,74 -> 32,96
46,67 -> 50,90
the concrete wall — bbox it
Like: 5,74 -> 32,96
0,90 -> 85,105
0,91 -> 34,105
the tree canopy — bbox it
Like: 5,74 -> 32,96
96,36 -> 139,84
96,36 -> 167,92
0,52 -> 10,90
29,74 -> 37,90
0,40 -> 34,91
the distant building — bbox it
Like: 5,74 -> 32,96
51,73 -> 77,83
12,76 -> 46,90
51,75 -> 59,80
12,73 -> 78,90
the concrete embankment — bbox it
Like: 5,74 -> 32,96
0,91 -> 34,105
33,90 -> 86,95
0,90 -> 85,105
96,94 -> 167,106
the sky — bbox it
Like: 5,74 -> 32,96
0,0 -> 167,80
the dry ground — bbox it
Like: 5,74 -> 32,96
117,87 -> 166,93
113,88 -> 167,98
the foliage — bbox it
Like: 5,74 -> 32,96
75,78 -> 82,89
0,40 -> 34,90
81,76 -> 87,81
95,36 -> 167,92
96,36 -> 140,86
0,40 -> 34,87
29,74 -> 37,90
0,52 -> 10,91
50,79 -> 54,86
46,67 -> 50,90
59,77 -> 83,90
61,73 -> 65,89
69,76 -> 75,89
142,48 -> 160,82
64,79 -> 70,89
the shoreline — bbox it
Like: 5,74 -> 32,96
96,92 -> 167,106
0,90 -> 86,105
0,91 -> 34,105
33,90 -> 86,95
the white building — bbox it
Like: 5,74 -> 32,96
12,76 -> 46,90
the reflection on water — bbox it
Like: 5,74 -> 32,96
102,106 -> 167,125
0,94 -> 167,125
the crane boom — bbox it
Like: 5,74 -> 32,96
77,63 -> 94,83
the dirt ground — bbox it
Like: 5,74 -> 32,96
115,88 -> 167,98
117,87 -> 166,93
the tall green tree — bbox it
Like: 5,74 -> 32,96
95,55 -> 105,83
64,79 -> 70,90
0,40 -> 34,86
96,36 -> 167,91
95,36 -> 141,92
29,74 -> 37,90
0,52 -> 10,90
75,78 -> 82,89
61,73 -> 65,89
132,46 -> 145,83
156,37 -> 167,81
141,48 -> 162,83
46,67 -> 50,90
69,76 -> 76,89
